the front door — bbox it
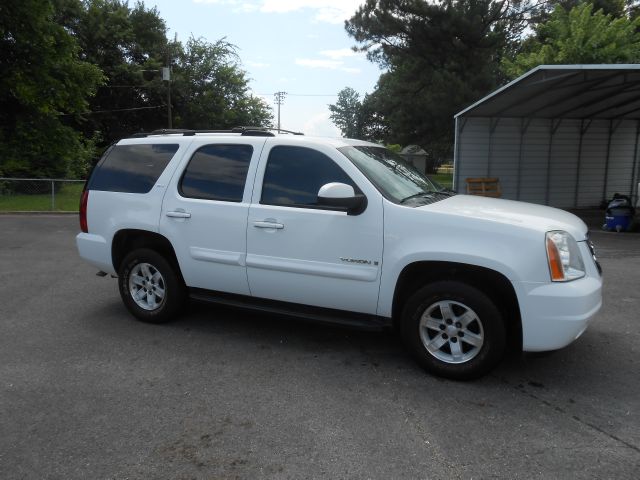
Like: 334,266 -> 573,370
246,143 -> 383,314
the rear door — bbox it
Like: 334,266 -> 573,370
246,142 -> 384,314
160,137 -> 267,294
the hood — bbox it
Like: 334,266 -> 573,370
420,195 -> 588,240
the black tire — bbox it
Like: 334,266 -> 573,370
118,248 -> 186,323
401,281 -> 506,380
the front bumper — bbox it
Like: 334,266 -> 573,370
519,276 -> 602,351
518,240 -> 602,352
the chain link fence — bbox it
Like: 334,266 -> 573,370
0,178 -> 85,212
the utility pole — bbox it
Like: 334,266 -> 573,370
163,34 -> 176,129
163,66 -> 171,129
274,91 -> 287,132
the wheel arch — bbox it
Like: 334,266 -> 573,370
391,261 -> 522,353
112,229 -> 183,280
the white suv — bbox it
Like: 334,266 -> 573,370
76,128 -> 602,379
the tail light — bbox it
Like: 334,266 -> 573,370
79,189 -> 89,233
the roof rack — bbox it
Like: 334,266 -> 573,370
128,126 -> 304,138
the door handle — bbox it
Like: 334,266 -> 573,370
166,211 -> 191,218
253,221 -> 284,229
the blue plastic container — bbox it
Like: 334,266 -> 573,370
604,207 -> 632,232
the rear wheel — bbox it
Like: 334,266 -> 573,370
118,248 -> 186,323
401,281 -> 506,380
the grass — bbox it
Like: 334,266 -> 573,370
0,182 -> 84,212
0,173 -> 455,212
428,173 -> 454,189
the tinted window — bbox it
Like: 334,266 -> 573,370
261,146 -> 356,207
89,144 -> 179,194
180,144 -> 253,202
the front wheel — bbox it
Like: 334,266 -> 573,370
118,248 -> 186,323
401,281 -> 506,380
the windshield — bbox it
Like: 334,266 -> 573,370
338,146 -> 450,204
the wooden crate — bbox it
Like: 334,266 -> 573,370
465,177 -> 501,198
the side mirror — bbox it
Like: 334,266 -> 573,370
317,182 -> 367,215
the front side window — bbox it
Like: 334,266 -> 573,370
180,144 -> 253,202
89,144 -> 179,194
261,146 -> 357,208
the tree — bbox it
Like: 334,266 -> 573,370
172,37 -> 272,130
345,0 -> 529,161
328,87 -> 367,138
329,87 -> 388,140
69,0 -> 172,145
503,3 -> 640,77
65,1 -> 271,149
0,0 -> 103,178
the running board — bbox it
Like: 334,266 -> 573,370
188,288 -> 391,331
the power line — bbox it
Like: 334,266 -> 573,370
98,85 -> 155,88
288,94 -> 339,97
256,93 -> 338,97
58,105 -> 166,116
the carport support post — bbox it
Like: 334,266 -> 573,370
545,119 -> 561,205
574,120 -> 590,208
454,118 -> 467,192
516,118 -> 531,201
629,120 -> 640,201
487,118 -> 499,177
453,117 -> 460,191
602,120 -> 615,203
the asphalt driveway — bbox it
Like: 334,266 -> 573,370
0,215 -> 638,479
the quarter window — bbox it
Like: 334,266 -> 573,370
89,144 -> 179,194
180,144 -> 253,202
261,146 -> 357,208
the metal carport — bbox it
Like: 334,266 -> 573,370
453,65 -> 640,207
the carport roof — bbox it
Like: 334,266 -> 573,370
455,64 -> 640,120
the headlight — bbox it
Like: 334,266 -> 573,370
546,231 -> 585,282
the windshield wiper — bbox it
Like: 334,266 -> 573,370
400,192 -> 434,204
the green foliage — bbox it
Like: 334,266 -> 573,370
0,117 -> 97,179
504,3 -> 640,77
531,0 -> 629,23
328,87 -> 388,141
386,144 -> 402,153
329,87 -> 363,138
0,0 -> 273,179
67,2 -> 271,142
172,37 -> 272,130
329,87 -> 362,138
69,0 -> 172,144
0,0 -> 103,178
345,0 -> 526,161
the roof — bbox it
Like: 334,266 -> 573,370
120,130 -> 379,149
400,145 -> 427,155
455,64 -> 640,120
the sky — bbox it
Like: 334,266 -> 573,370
146,0 -> 383,136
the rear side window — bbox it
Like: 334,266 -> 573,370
261,146 -> 357,207
89,144 -> 179,194
179,144 -> 253,202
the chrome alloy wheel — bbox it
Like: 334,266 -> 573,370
128,262 -> 166,311
419,300 -> 485,364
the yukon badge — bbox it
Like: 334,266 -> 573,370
340,257 -> 379,266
